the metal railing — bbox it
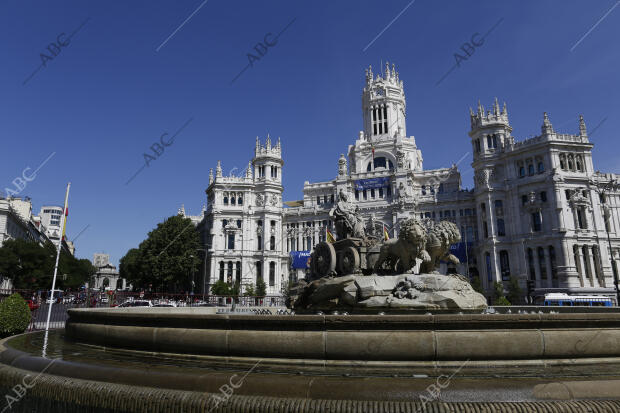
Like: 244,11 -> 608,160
0,289 -> 286,332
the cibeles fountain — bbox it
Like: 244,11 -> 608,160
2,197 -> 620,411
290,190 -> 487,312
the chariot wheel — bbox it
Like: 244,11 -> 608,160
339,246 -> 360,274
313,242 -> 337,277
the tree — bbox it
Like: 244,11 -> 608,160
506,277 -> 523,305
0,239 -> 95,290
492,281 -> 511,306
256,278 -> 267,296
211,280 -> 231,295
118,215 -> 201,292
119,248 -> 144,288
243,284 -> 255,297
470,275 -> 484,295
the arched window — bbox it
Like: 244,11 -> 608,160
499,250 -> 510,281
527,248 -> 536,281
257,235 -> 262,250
421,185 -> 427,195
238,196 -> 243,205
219,262 -> 225,282
537,162 -> 544,173
223,196 -> 229,205
269,262 -> 275,286
227,261 -> 233,283
582,246 -> 592,282
537,247 -> 547,280
576,156 -> 583,172
519,166 -> 525,177
256,261 -> 262,282
568,155 -> 574,170
236,261 -> 241,284
231,196 -> 236,205
270,235 -> 275,250
483,221 -> 489,238
559,155 -> 566,170
528,164 -> 535,175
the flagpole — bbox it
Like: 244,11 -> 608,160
45,182 -> 70,332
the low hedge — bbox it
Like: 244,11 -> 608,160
0,293 -> 31,338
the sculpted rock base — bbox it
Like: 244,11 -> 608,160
289,273 -> 487,311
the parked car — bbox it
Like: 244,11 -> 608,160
26,300 -> 40,311
118,300 -> 153,307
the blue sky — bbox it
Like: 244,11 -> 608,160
1,0 -> 619,266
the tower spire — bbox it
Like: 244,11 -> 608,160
493,97 -> 500,115
246,160 -> 252,178
579,114 -> 587,138
209,168 -> 214,185
542,112 -> 554,135
266,134 -> 271,150
216,160 -> 222,177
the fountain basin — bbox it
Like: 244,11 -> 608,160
64,307 -> 620,363
2,308 -> 620,412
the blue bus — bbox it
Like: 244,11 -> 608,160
544,293 -> 613,307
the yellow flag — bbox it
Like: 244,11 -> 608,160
383,225 -> 389,241
326,228 -> 336,243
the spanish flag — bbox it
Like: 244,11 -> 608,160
383,225 -> 389,241
326,227 -> 336,243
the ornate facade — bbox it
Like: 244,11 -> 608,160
186,64 -> 620,304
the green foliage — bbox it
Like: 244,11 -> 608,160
256,278 -> 267,297
0,294 -> 31,338
119,215 -> 201,292
495,296 -> 511,306
0,239 -> 96,290
506,277 -> 523,305
243,284 -> 255,297
492,281 -> 511,305
470,276 -> 483,294
211,280 -> 232,295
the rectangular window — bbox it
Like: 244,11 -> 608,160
355,190 -> 359,200
532,212 -> 542,232
378,187 -> 383,198
269,262 -> 275,286
371,188 -> 375,198
228,234 -> 235,249
317,196 -> 321,204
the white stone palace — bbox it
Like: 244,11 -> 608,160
182,63 -> 620,304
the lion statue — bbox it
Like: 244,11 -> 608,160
374,218 -> 430,273
418,220 -> 461,273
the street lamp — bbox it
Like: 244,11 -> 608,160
189,254 -> 195,296
592,178 -> 620,306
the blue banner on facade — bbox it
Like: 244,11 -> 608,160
354,177 -> 390,191
290,251 -> 311,269
448,242 -> 474,262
